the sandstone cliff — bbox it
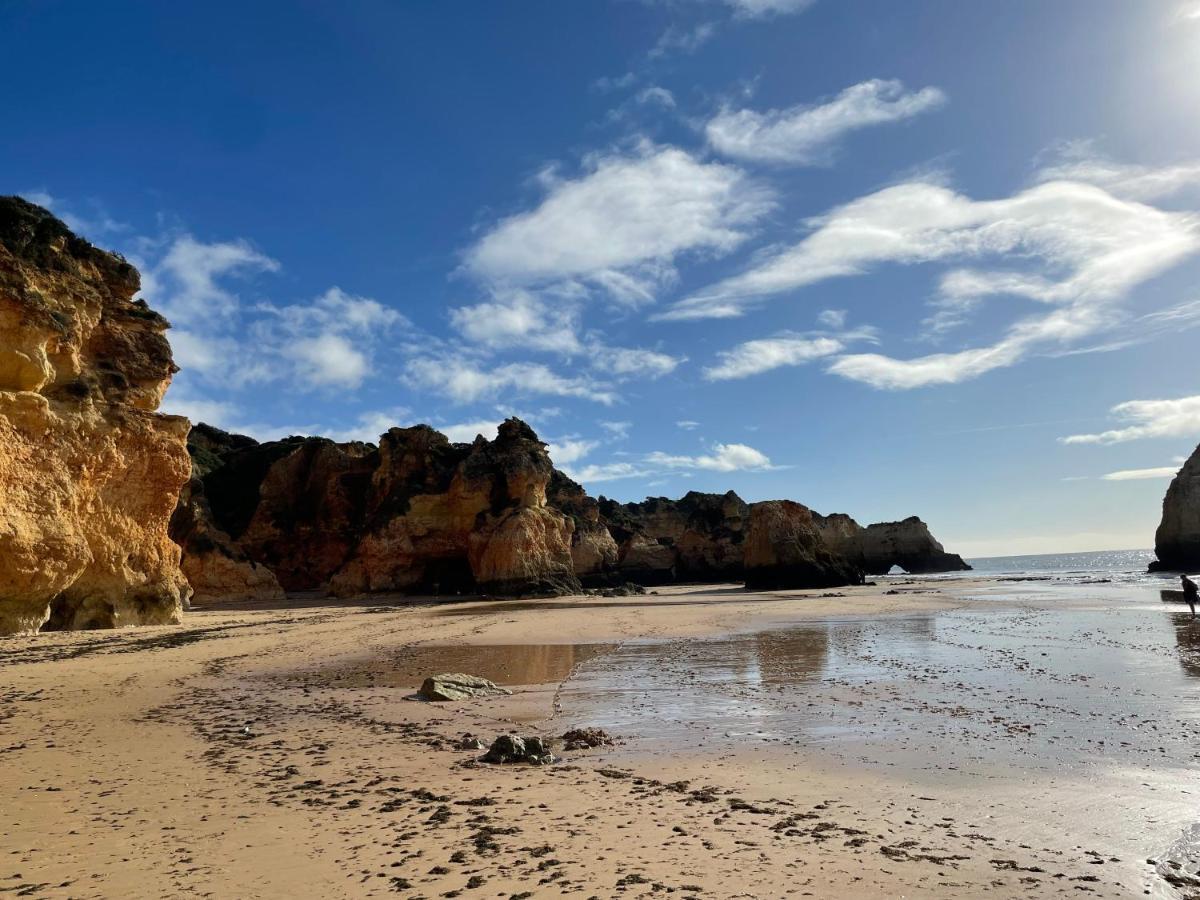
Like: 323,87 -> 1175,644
175,414 -> 970,597
815,514 -> 971,575
1151,446 -> 1200,571
168,425 -> 285,604
744,501 -> 865,589
592,491 -> 748,584
0,197 -> 191,635
177,418 -> 580,600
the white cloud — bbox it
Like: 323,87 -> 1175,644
464,144 -> 773,304
660,178 -> 1199,389
1062,395 -> 1200,444
147,235 -> 280,325
593,71 -> 637,92
720,0 -> 815,16
817,308 -> 847,329
450,290 -> 583,354
1035,142 -> 1200,201
1101,466 -> 1179,481
635,86 -> 677,108
649,23 -> 715,59
600,420 -> 632,438
286,333 -> 368,388
563,461 -> 653,483
590,344 -> 684,378
560,438 -> 777,485
705,334 -> 843,380
646,442 -> 774,471
664,180 -> 1198,322
677,420 -> 700,430
158,390 -> 239,425
705,79 -> 946,165
547,437 -> 600,466
405,357 -> 618,405
265,286 -> 407,335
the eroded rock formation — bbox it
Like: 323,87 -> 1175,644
816,514 -> 971,575
743,501 -> 865,589
592,491 -> 749,585
168,425 -> 285,604
178,418 -> 580,601
1151,447 -> 1200,572
176,415 -> 969,597
0,196 -> 191,635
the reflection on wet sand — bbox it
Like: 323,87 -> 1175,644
311,642 -> 615,689
1171,611 -> 1200,678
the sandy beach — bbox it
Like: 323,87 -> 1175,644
3,578 -> 1197,899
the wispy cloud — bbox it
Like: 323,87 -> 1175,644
717,0 -> 816,17
705,317 -> 877,380
646,442 -> 776,471
705,79 -> 946,165
705,334 -> 844,380
404,357 -> 618,405
464,143 -> 773,306
659,176 -> 1199,390
1100,466 -> 1179,481
1035,141 -> 1200,201
649,22 -> 715,59
562,439 -> 777,483
1062,395 -> 1200,445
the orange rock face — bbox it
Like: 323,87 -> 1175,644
743,500 -> 864,590
0,197 -> 192,635
181,419 -> 580,599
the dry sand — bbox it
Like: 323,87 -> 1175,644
1,580 -> 1195,898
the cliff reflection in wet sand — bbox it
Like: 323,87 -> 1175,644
310,642 -> 614,689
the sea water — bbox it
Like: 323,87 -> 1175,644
927,547 -> 1163,584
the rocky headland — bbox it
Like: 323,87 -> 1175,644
0,197 -> 191,636
1150,443 -> 1200,572
176,418 -> 970,603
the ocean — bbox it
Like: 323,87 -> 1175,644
909,548 -> 1169,585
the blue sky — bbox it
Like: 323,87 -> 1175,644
7,0 -> 1200,555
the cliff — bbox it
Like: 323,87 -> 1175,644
592,491 -> 748,585
168,424 -> 286,604
1151,446 -> 1200,572
743,501 -> 864,589
177,418 -> 580,602
0,196 -> 192,635
176,416 -> 969,598
815,514 -> 971,575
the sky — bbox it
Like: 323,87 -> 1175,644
6,0 -> 1200,557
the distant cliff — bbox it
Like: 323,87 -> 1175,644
1150,445 -> 1200,572
173,419 -> 580,604
175,421 -> 970,601
815,514 -> 971,575
0,197 -> 191,635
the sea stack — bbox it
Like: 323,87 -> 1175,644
0,197 -> 192,635
1150,444 -> 1200,572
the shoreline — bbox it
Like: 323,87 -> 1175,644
1,578 -> 1194,898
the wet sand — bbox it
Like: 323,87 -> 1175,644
2,579 -> 1197,898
